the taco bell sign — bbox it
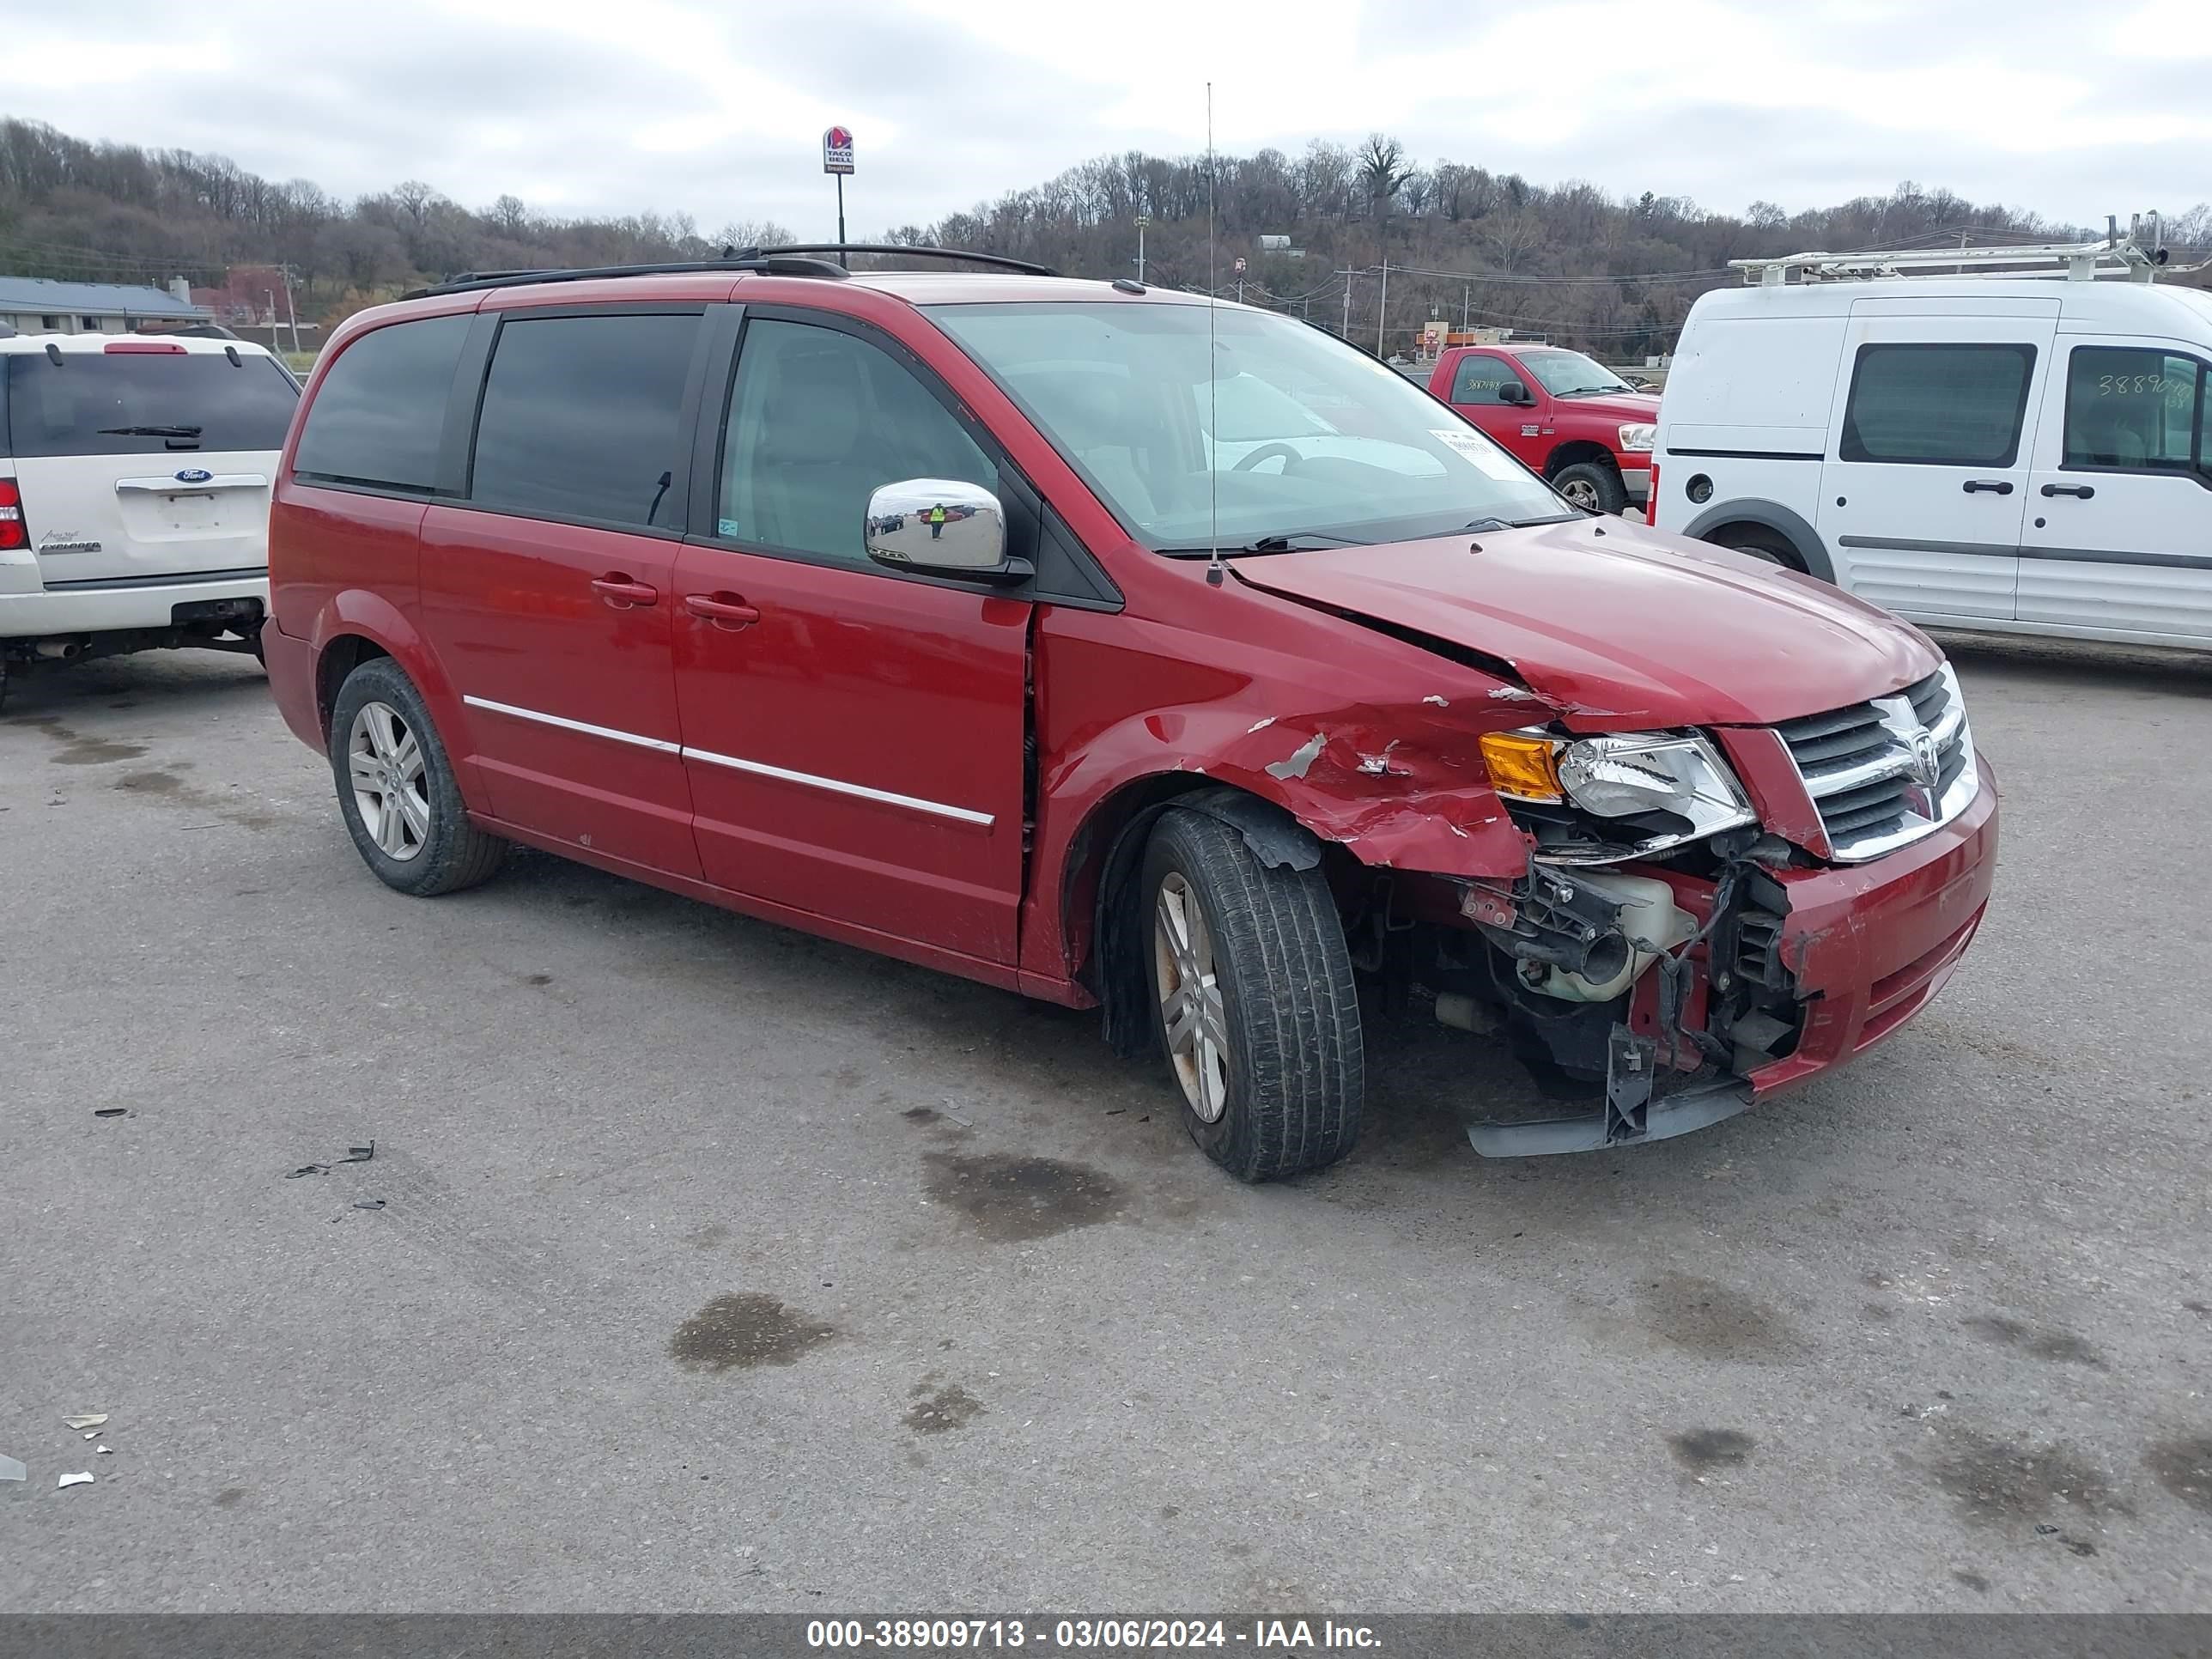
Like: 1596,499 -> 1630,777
823,126 -> 855,175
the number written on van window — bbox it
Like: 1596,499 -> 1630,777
2064,347 -> 2206,474
2094,373 -> 2194,409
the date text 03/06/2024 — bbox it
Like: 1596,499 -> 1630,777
805,1619 -> 1382,1650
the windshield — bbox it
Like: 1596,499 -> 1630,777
3,351 -> 299,457
925,301 -> 1571,551
1516,349 -> 1632,398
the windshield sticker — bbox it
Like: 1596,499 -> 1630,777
1431,428 -> 1522,481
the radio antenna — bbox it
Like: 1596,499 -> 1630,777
1205,81 -> 1224,587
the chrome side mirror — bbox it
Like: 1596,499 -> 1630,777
865,479 -> 1014,578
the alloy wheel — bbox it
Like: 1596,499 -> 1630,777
1154,871 -> 1230,1122
1559,476 -> 1601,510
346,700 -> 430,863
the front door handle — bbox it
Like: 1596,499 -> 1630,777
2040,483 -> 2096,499
1961,479 -> 2014,495
684,592 -> 762,629
591,574 -> 660,608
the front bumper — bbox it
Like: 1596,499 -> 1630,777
1466,765 -> 1998,1155
1620,460 -> 1651,503
1747,765 -> 1998,1092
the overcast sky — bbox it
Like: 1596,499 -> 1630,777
12,0 -> 2209,237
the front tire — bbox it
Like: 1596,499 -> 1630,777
1141,808 -> 1364,1182
328,657 -> 507,896
1553,460 -> 1627,515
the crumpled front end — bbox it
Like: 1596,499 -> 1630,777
1357,665 -> 2000,1157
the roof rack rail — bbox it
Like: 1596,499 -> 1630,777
405,253 -> 848,300
1730,213 -> 2207,287
732,243 -> 1059,276
404,243 -> 1057,301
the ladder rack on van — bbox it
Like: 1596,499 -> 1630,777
1729,213 -> 2205,287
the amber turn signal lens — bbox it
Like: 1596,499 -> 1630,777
1479,732 -> 1565,802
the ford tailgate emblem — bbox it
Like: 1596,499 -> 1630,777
175,467 -> 213,483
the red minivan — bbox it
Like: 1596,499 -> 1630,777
263,250 -> 1997,1179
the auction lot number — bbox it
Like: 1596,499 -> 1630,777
808,1620 -> 1231,1649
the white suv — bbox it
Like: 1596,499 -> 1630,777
1653,262 -> 2212,653
0,329 -> 299,699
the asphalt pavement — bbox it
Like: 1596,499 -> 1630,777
2,637 -> 2209,1612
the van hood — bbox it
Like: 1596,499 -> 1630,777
1232,520 -> 1940,729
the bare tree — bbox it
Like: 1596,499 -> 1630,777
712,219 -> 794,252
1356,134 -> 1415,238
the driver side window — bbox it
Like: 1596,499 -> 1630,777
1449,355 -> 1524,405
717,318 -> 997,565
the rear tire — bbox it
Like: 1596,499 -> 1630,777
328,657 -> 507,896
1553,460 -> 1627,515
1141,808 -> 1364,1182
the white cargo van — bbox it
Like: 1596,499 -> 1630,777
0,330 -> 299,702
1652,234 -> 2212,652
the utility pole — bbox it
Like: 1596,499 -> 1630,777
1340,268 -> 1353,338
265,289 -> 278,354
1376,258 -> 1389,357
1462,283 -> 1470,334
1136,214 -> 1148,283
280,265 -> 301,355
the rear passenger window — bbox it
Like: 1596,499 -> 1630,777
2063,347 -> 2206,473
1839,343 -> 2036,466
469,313 -> 699,530
716,319 -> 995,564
295,313 -> 470,492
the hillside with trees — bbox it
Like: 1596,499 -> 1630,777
3,116 -> 2204,358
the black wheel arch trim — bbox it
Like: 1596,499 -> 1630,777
1681,499 -> 1835,583
1090,784 -> 1325,1060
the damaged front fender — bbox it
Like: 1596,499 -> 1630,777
1202,702 -> 1534,879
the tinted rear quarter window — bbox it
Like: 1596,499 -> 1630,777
4,352 -> 299,458
469,312 -> 699,530
1839,343 -> 2036,466
294,313 -> 471,492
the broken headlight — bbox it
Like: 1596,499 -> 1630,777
1480,729 -> 1756,865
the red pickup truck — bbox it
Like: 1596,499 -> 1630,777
1427,344 -> 1658,515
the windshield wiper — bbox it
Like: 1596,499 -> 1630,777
1161,532 -> 1367,557
100,424 -> 204,437
1460,513 -> 1581,533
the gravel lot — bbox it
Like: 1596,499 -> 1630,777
3,638 -> 2209,1613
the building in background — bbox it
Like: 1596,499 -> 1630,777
186,265 -> 320,353
0,276 -> 211,335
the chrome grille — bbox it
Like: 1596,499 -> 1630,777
1774,664 -> 1977,862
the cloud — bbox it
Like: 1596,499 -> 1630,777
3,0 -> 2205,238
